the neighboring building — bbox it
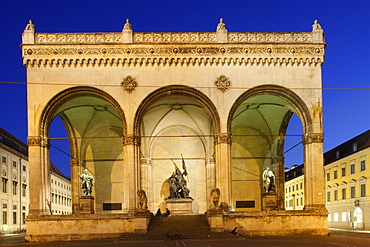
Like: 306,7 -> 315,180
0,127 -> 29,234
325,130 -> 370,230
50,163 -> 72,215
0,127 -> 72,233
284,129 -> 370,230
285,164 -> 304,210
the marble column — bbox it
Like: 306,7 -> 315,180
70,159 -> 80,213
274,156 -> 285,210
140,158 -> 152,207
206,157 -> 216,206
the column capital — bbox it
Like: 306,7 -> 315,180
303,133 -> 324,144
215,133 -> 231,145
27,136 -> 42,146
123,134 -> 141,146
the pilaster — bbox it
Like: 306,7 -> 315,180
123,134 -> 141,213
215,133 -> 232,210
303,133 -> 326,212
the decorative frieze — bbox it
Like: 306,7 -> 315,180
24,45 -> 324,57
33,32 -> 316,45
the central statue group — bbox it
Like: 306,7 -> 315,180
167,155 -> 192,199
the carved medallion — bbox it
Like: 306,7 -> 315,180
121,76 -> 138,93
215,75 -> 231,92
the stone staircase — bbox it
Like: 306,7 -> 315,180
119,214 -> 237,241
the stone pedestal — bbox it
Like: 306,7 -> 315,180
165,198 -> 193,214
79,196 -> 95,214
262,193 -> 277,210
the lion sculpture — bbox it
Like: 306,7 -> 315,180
137,189 -> 148,210
209,188 -> 220,210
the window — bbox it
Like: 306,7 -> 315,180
351,186 -> 356,198
334,170 -> 338,179
334,212 -> 339,222
361,184 -> 366,197
300,182 -> 303,190
336,151 -> 340,159
13,212 -> 16,225
2,178 -> 7,193
353,142 -> 358,152
334,190 -> 338,201
22,184 -> 27,197
360,160 -> 366,171
22,212 -> 26,224
296,184 -> 298,190
327,191 -> 330,202
2,204 -> 7,209
12,181 -> 17,195
1,156 -> 6,163
12,161 -> 16,168
342,167 -> 346,177
342,188 -> 346,199
326,172 -> 330,181
2,211 -> 7,224
342,212 -> 347,222
351,164 -> 355,174
22,165 -> 26,172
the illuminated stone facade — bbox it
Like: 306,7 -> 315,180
22,19 -> 327,241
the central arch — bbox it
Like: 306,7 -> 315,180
135,85 -> 220,213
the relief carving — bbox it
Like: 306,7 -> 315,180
215,75 -> 231,92
121,75 -> 138,93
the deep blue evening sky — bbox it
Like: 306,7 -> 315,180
1,0 -> 369,176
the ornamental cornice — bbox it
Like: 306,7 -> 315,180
23,44 -> 324,67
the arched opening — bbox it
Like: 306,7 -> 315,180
136,86 -> 219,214
354,207 -> 364,229
229,85 -> 310,211
41,87 -> 126,214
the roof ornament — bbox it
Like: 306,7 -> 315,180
311,19 -> 324,43
25,19 -> 35,32
312,19 -> 322,31
216,18 -> 227,32
123,18 -> 133,31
